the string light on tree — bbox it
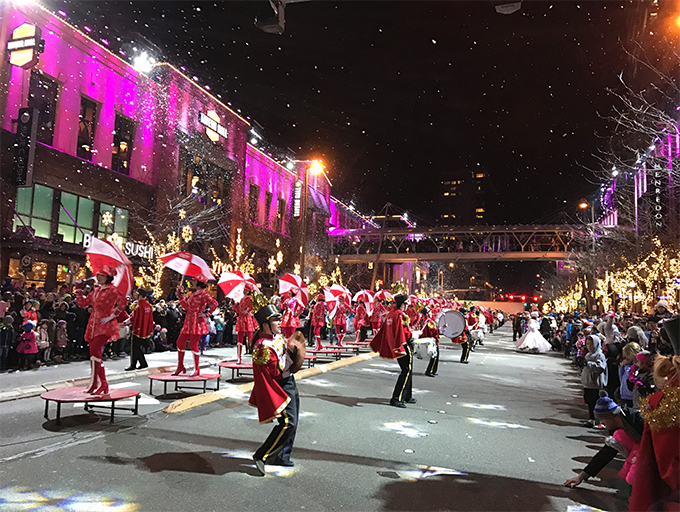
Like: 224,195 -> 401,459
181,225 -> 193,243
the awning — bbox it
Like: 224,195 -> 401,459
308,186 -> 331,217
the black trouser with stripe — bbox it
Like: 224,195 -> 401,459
392,343 -> 413,403
255,376 -> 299,463
460,341 -> 471,363
130,335 -> 148,369
426,344 -> 439,375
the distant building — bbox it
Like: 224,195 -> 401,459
438,169 -> 488,226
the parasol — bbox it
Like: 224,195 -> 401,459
218,270 -> 257,302
278,273 -> 309,305
159,251 -> 215,281
374,289 -> 394,302
85,237 -> 134,297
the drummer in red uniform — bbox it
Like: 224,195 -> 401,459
370,293 -> 415,408
235,288 -> 257,364
311,294 -> 326,350
75,265 -> 126,394
174,274 -> 219,376
420,308 -> 439,377
250,300 -> 306,475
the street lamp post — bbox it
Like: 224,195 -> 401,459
579,199 -> 595,252
297,160 -> 325,281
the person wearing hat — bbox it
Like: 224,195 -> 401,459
653,299 -> 673,320
370,298 -> 387,336
250,298 -> 306,475
370,293 -> 415,408
353,299 -> 370,343
174,275 -> 218,377
564,392 -> 644,491
420,307 -> 440,377
126,289 -> 154,371
74,265 -> 126,394
311,294 -> 326,351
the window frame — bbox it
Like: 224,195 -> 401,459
111,112 -> 136,175
77,96 -> 98,161
28,71 -> 59,146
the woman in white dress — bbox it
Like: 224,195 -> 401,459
515,312 -> 552,353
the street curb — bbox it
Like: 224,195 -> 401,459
163,351 -> 379,415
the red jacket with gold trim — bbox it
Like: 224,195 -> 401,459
370,306 -> 410,359
249,333 -> 291,424
131,298 -> 154,338
421,318 -> 440,345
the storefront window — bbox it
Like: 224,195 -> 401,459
58,191 -> 94,244
13,184 -> 54,239
28,71 -> 59,146
9,258 -> 48,288
98,203 -> 128,240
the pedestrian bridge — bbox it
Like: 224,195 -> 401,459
330,224 -> 587,263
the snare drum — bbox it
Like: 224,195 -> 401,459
436,309 -> 466,339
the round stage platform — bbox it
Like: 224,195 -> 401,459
41,387 -> 141,425
148,372 -> 221,396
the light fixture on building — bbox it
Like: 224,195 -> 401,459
132,51 -> 155,74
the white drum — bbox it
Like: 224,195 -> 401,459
436,309 -> 466,339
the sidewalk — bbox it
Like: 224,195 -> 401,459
0,346 -> 238,402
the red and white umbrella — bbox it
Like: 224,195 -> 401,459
408,294 -> 420,305
328,283 -> 351,303
85,237 -> 134,297
218,270 -> 257,302
278,273 -> 309,305
374,289 -> 394,301
353,289 -> 374,304
159,251 -> 215,281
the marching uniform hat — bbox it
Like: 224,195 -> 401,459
252,292 -> 282,326
394,294 -> 409,308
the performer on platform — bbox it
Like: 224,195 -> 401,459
126,289 -> 153,371
311,294 -> 326,350
281,291 -> 303,339
235,288 -> 257,364
353,300 -> 370,343
370,293 -> 415,408
370,299 -> 386,336
75,266 -> 126,394
174,275 -> 218,376
420,308 -> 439,377
333,295 -> 350,347
250,298 -> 306,475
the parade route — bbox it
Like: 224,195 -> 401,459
0,326 -> 625,511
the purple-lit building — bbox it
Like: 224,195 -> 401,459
0,2 -> 373,291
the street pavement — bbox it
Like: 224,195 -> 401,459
0,326 -> 626,511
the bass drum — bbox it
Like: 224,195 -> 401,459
435,309 -> 466,340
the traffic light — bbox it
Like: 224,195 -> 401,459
499,294 -> 504,300
508,294 -> 514,300
520,295 -> 526,302
533,296 -> 539,302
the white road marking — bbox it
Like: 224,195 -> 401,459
0,433 -> 105,463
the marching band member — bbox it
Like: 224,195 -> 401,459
250,297 -> 306,475
420,307 -> 439,377
466,306 -> 480,351
370,294 -> 415,408
457,307 -> 472,364
75,266 -> 126,394
174,275 -> 218,376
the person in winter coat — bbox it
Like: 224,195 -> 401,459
618,342 -> 641,408
627,350 -> 656,407
581,334 -> 608,427
0,315 -> 15,371
16,321 -> 38,370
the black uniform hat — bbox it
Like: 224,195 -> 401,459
254,304 -> 282,326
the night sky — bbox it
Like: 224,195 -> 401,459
43,0 -> 653,225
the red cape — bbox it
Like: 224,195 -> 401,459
248,336 -> 290,424
370,308 -> 408,359
132,299 -> 154,338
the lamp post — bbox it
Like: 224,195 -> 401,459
579,199 -> 595,252
296,160 -> 325,281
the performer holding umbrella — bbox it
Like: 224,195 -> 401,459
278,273 -> 308,339
174,274 -> 218,376
76,238 -> 133,394
218,270 -> 258,364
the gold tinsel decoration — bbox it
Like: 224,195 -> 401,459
252,345 -> 271,365
391,281 -> 408,296
251,292 -> 270,312
639,386 -> 680,431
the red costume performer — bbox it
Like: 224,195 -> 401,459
235,292 -> 257,364
75,266 -> 126,394
629,366 -> 680,512
370,304 -> 410,360
281,293 -> 303,339
370,300 -> 386,336
333,297 -> 350,347
311,295 -> 326,350
406,304 -> 419,329
127,291 -> 154,371
175,276 -> 218,376
421,314 -> 440,377
353,301 -> 370,342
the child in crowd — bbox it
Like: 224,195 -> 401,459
36,320 -> 51,364
54,319 -> 68,362
16,321 -> 38,370
22,302 -> 37,326
581,334 -> 608,428
627,350 -> 656,406
0,315 -> 15,371
618,342 -> 641,407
